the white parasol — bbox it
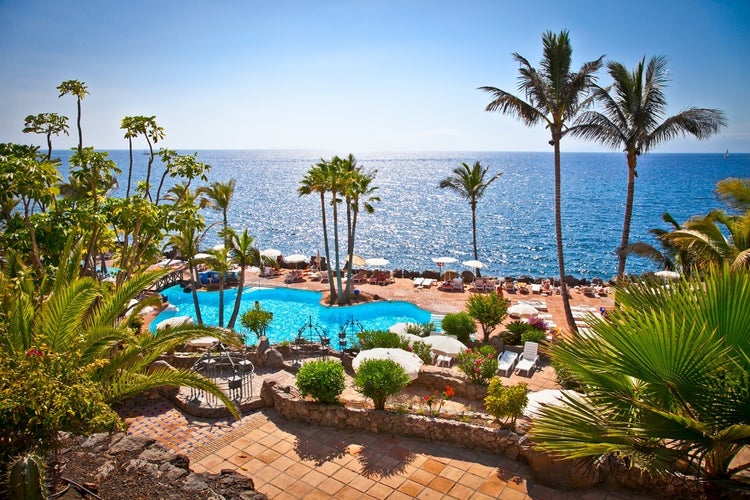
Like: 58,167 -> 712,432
462,259 -> 486,270
156,315 -> 194,331
365,257 -> 390,268
655,270 -> 680,280
346,254 -> 366,267
192,252 -> 212,260
420,335 -> 467,356
352,348 -> 423,381
284,254 -> 308,269
507,303 -> 539,319
260,248 -> 282,259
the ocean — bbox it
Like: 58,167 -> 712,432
54,149 -> 748,281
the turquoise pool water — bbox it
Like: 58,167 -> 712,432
150,286 -> 434,345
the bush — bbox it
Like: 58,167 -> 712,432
500,320 -> 533,345
295,359 -> 345,405
410,340 -> 434,364
406,322 -> 435,336
521,328 -> 547,344
466,293 -> 509,342
440,312 -> 476,343
455,345 -> 498,385
527,316 -> 547,331
484,378 -> 528,429
357,330 -> 408,350
353,359 -> 410,410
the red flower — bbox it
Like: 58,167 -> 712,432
444,385 -> 455,398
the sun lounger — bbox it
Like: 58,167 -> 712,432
450,278 -> 464,291
497,350 -> 519,377
531,283 -> 542,294
504,281 -> 516,293
421,278 -> 435,288
413,277 -> 425,287
516,341 -> 539,377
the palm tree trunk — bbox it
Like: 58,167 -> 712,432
189,265 -> 203,325
320,194 -> 336,302
332,190 -> 345,304
144,137 -> 154,201
344,201 -> 355,301
617,153 -> 638,279
227,263 -> 245,330
471,203 -> 480,277
76,98 -> 83,153
553,136 -> 576,332
218,275 -> 225,328
126,138 -> 134,197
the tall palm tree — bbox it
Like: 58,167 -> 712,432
199,179 -> 236,247
299,160 -> 337,301
568,56 -> 727,279
479,30 -> 603,332
22,112 -> 69,160
530,265 -> 750,493
138,116 -> 165,201
207,245 -> 231,328
120,116 -> 139,197
225,227 -> 258,330
167,219 -> 206,325
57,79 -> 88,153
344,160 -> 379,298
439,161 -> 501,276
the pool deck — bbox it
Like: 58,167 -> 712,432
126,267 -> 641,499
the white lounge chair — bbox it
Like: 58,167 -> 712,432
413,277 -> 425,287
515,341 -> 539,377
422,278 -> 435,288
497,350 -> 519,377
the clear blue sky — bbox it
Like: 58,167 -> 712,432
1,0 -> 748,152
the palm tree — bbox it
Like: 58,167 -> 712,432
343,154 -> 380,302
0,239 -> 240,464
618,211 -> 698,276
120,116 -> 139,197
479,30 -> 603,332
530,265 -> 750,493
207,245 -> 231,328
167,219 -> 206,325
22,112 -> 69,160
56,80 -> 88,153
299,159 -> 337,301
225,227 -> 258,330
135,116 -> 166,201
199,180 -> 236,247
439,161 -> 501,276
568,56 -> 727,279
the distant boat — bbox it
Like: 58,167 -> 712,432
724,149 -> 730,158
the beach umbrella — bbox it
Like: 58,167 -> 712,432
432,256 -> 457,266
462,259 -> 486,270
420,335 -> 467,356
655,270 -> 680,280
260,248 -> 281,259
192,252 -> 212,260
284,254 -> 308,269
352,348 -> 423,381
365,257 -> 390,268
524,389 -> 582,417
346,254 -> 366,267
156,315 -> 194,331
212,243 -> 225,251
441,270 -> 459,281
507,303 -> 539,319
186,336 -> 220,349
388,322 -> 423,342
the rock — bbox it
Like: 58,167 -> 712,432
108,435 -> 155,455
263,348 -> 285,368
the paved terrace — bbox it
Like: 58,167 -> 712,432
123,268 -> 643,499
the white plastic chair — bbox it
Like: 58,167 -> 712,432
497,350 -> 519,377
515,341 -> 539,377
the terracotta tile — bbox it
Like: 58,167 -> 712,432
214,445 -> 239,460
240,457 -> 266,474
456,472 -> 484,489
422,458 -> 447,474
300,468 -> 327,487
505,476 -> 528,493
478,478 -> 506,496
258,483 -> 283,498
418,486 -> 446,499
446,482 -> 475,499
331,466 -> 358,485
283,480 -> 314,498
366,482 -> 395,498
315,460 -> 341,476
301,489 -> 330,499
409,468 -> 435,486
285,461 -> 313,479
336,485 -> 371,500
270,454 -> 297,472
494,486 -> 527,500
253,464 -> 282,484
428,475 -> 455,493
378,472 -> 406,489
347,474 -> 376,493
398,479 -> 425,497
257,449 -> 282,464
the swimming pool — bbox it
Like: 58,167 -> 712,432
151,286 -> 434,345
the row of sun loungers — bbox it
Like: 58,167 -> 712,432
412,277 -> 436,288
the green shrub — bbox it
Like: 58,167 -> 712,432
240,302 -> 273,340
521,328 -> 547,344
549,356 -> 582,391
410,340 -> 434,364
405,322 -> 434,336
455,346 -> 498,385
357,330 -> 408,350
353,359 -> 410,410
466,293 -> 509,342
295,359 -> 345,405
440,312 -> 476,343
500,320 -> 533,345
484,378 -> 528,429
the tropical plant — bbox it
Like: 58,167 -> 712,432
521,328 -> 547,344
225,227 -> 259,329
440,312 -> 476,343
57,79 -> 88,153
438,161 -> 501,274
353,359 -> 410,411
206,245 -> 231,328
22,112 -> 69,160
484,378 -> 528,429
499,320 -> 533,346
356,330 -> 408,350
0,239 -> 240,476
480,30 -> 603,332
410,340 -> 434,364
455,346 -> 498,385
198,179 -> 236,246
465,292 -> 508,342
241,301 -> 273,340
530,265 -> 750,492
568,55 -> 726,278
662,178 -> 750,271
295,359 -> 346,405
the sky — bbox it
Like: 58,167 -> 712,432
1,0 -> 749,153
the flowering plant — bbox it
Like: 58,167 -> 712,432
456,346 -> 499,385
424,385 -> 455,417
